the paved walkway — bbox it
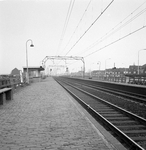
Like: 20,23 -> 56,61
0,77 -> 123,150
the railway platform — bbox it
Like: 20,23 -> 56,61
0,77 -> 126,150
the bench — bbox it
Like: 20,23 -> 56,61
0,88 -> 13,105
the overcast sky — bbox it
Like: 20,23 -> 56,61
1,0 -> 146,74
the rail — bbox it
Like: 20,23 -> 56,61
61,76 -> 146,96
54,77 -> 146,149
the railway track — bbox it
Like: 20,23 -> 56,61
57,77 -> 146,120
54,77 -> 146,150
78,82 -> 146,104
61,77 -> 146,105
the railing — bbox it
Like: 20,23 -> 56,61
0,75 -> 46,90
0,78 -> 11,89
0,77 -> 24,90
71,74 -> 146,85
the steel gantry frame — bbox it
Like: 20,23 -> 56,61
41,56 -> 85,78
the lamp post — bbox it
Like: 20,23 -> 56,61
105,58 -> 111,80
97,61 -> 101,71
26,39 -> 34,84
97,61 -> 101,79
138,49 -> 146,74
105,58 -> 111,71
89,62 -> 95,79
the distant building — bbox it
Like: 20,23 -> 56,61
10,68 -> 24,83
104,68 -> 128,82
91,70 -> 105,80
126,64 -> 146,75
71,71 -> 84,77
10,68 -> 21,76
141,64 -> 146,74
128,65 -> 138,74
125,64 -> 146,85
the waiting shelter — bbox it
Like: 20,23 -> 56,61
23,66 -> 44,78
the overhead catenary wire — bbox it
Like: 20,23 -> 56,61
64,0 -> 115,56
67,25 -> 146,67
75,1 -> 146,56
84,25 -> 146,58
55,1 -> 146,71
58,0 -> 93,56
56,0 -> 75,56
67,2 -> 146,67
103,7 -> 146,42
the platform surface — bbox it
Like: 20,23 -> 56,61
0,77 -> 126,150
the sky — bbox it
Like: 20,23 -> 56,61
0,0 -> 146,74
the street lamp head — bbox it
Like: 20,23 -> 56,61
30,44 -> 34,47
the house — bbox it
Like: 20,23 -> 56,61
10,68 -> 21,76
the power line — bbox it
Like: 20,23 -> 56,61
84,25 -> 146,58
64,0 -> 115,56
56,25 -> 146,68
56,0 -> 72,55
56,0 -> 75,55
58,0 -> 93,56
76,1 -> 146,56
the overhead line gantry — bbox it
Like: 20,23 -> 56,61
41,56 -> 85,78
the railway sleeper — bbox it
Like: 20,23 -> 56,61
118,125 -> 146,131
124,130 -> 146,134
131,136 -> 146,141
112,120 -> 138,125
106,117 -> 130,121
99,111 -> 120,114
117,125 -> 145,128
101,113 -> 123,116
96,108 -> 116,111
